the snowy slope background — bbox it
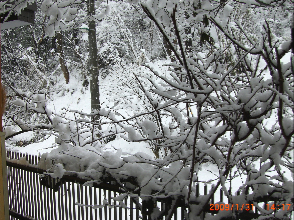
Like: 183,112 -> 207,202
5,59 -> 222,182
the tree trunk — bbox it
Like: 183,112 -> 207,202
56,32 -> 69,84
88,0 -> 100,122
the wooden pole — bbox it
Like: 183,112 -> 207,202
0,132 -> 8,220
0,20 -> 2,131
0,22 -> 9,220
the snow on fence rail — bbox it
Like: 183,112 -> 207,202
6,150 -> 262,220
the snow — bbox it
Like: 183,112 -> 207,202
236,122 -> 249,140
50,163 -> 66,178
141,119 -> 158,139
282,118 -> 294,136
94,5 -> 110,20
123,126 -> 142,141
237,88 -> 252,103
4,1 -> 293,219
201,1 -> 214,10
7,135 -> 58,155
222,4 -> 233,27
11,99 -> 26,107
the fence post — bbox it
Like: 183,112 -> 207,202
0,132 -> 9,220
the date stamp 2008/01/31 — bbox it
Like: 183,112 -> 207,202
210,203 -> 292,211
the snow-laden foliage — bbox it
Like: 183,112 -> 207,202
0,0 -> 36,17
3,0 -> 293,219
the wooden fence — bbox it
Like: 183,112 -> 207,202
6,150 -> 290,220
6,150 -> 144,220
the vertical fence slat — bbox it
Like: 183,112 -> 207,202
104,189 -> 107,220
136,198 -> 139,220
67,182 -> 71,220
42,175 -> 46,220
124,196 -> 128,220
45,186 -> 49,220
114,191 -> 117,220
89,186 -> 93,220
81,184 -> 85,219
37,173 -> 43,219
28,154 -> 33,218
40,185 -> 44,220
9,153 -> 15,212
93,186 -> 98,219
24,156 -> 28,217
63,182 -> 67,220
62,180 -> 66,220
28,168 -> 32,218
181,207 -> 185,220
204,184 -> 207,195
50,184 -> 54,220
220,188 -> 223,202
59,181 -> 63,220
85,185 -> 89,220
130,197 -> 133,220
8,166 -> 13,211
72,182 -> 76,220
13,155 -> 18,213
99,188 -> 102,220
119,191 -> 122,220
211,184 -> 214,205
108,190 -> 112,220
22,168 -> 27,216
31,156 -> 36,219
35,167 -> 38,219
77,183 -> 81,218
17,168 -> 22,214
53,182 -> 57,220
24,155 -> 28,217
